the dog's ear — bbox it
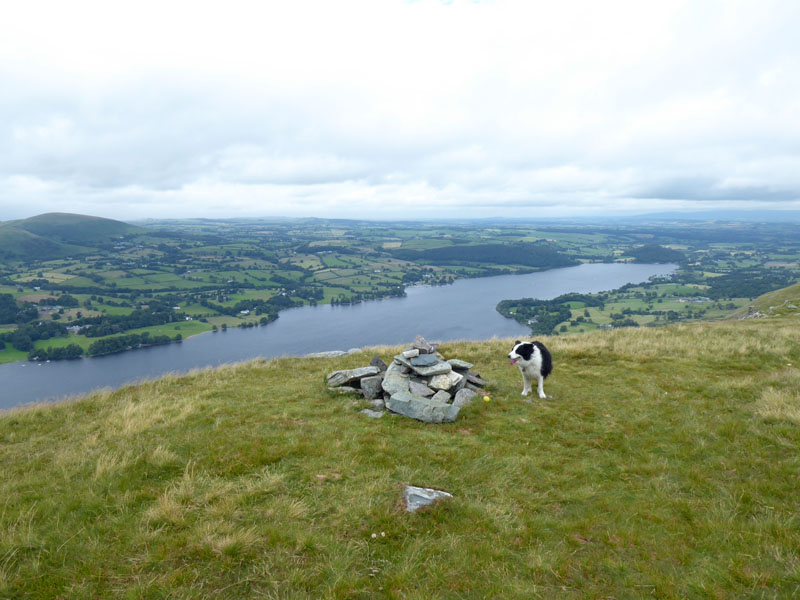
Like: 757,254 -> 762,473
519,343 -> 533,360
514,340 -> 520,346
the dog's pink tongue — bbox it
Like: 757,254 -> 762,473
510,357 -> 519,366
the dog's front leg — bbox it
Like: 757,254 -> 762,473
537,376 -> 546,399
521,373 -> 532,396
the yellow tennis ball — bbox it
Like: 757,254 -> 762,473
483,396 -> 491,402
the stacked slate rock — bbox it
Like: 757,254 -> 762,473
325,335 -> 489,424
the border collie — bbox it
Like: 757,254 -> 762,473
508,340 -> 553,399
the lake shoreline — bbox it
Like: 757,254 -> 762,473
1,262 -> 677,410
2,261 -> 604,366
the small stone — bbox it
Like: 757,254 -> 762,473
360,375 -> 384,400
412,335 -> 438,354
403,485 -> 452,513
328,386 -> 363,396
370,355 -> 388,372
360,409 -> 384,419
431,390 -> 452,404
402,349 -> 420,358
371,398 -> 386,410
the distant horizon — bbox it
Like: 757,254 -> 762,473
4,207 -> 800,227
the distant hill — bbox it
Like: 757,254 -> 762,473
0,213 -> 144,260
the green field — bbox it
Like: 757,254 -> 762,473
3,214 -> 800,364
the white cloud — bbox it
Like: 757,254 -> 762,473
1,0 -> 800,221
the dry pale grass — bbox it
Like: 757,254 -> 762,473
756,387 -> 800,423
546,320 -> 800,363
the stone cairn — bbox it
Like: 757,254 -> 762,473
325,335 -> 489,423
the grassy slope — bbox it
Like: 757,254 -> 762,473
2,321 -> 800,598
730,281 -> 800,320
15,213 -> 143,244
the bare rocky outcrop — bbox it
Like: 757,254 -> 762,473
325,335 -> 489,424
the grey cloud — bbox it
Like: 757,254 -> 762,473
636,177 -> 800,202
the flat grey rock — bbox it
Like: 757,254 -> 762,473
410,354 -> 439,367
409,380 -> 435,397
412,361 -> 452,377
403,485 -> 453,513
402,349 -> 420,358
307,350 -> 348,358
453,388 -> 477,408
393,354 -> 413,369
466,372 -> 488,387
465,382 -> 486,395
448,359 -> 474,370
326,366 -> 381,388
386,391 -> 460,423
431,390 -> 452,404
395,354 -> 451,377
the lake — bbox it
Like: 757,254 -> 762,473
0,262 -> 675,410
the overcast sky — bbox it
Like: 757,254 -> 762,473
2,0 -> 799,222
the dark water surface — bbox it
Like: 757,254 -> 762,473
0,262 -> 675,410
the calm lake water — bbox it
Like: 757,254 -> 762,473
0,262 -> 675,410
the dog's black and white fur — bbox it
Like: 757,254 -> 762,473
508,340 -> 553,399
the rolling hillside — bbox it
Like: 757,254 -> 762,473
0,213 -> 144,260
731,281 -> 800,320
2,318 -> 799,598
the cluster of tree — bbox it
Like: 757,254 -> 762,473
295,244 -> 356,255
392,242 -> 578,269
329,285 -> 405,305
497,294 -> 606,335
28,343 -> 84,361
626,245 -> 686,264
86,332 -> 181,356
706,269 -> 797,300
0,294 -> 42,324
0,321 -> 68,351
53,294 -> 79,307
0,293 -> 20,323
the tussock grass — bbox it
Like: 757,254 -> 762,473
2,319 -> 800,598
